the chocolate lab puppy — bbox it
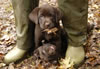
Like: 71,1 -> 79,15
33,43 -> 59,62
29,4 -> 63,52
33,43 -> 60,67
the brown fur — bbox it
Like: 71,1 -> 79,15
29,4 -> 62,49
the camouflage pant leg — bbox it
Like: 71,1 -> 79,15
11,0 -> 39,50
58,0 -> 88,46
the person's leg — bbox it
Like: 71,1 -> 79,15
58,0 -> 88,67
4,0 -> 39,64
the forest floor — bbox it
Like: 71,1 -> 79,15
0,0 -> 100,69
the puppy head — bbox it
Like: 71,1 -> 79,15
29,4 -> 62,29
40,43 -> 57,57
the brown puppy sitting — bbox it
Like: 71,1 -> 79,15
29,4 -> 63,53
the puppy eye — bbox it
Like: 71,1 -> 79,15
40,16 -> 44,20
39,15 -> 43,17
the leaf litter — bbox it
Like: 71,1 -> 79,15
0,0 -> 100,69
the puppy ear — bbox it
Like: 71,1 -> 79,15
29,7 -> 40,24
54,8 -> 63,22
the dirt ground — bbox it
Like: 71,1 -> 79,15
0,0 -> 100,69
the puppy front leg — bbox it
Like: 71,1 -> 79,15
35,25 -> 42,49
55,39 -> 62,53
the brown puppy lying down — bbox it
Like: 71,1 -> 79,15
32,43 -> 60,67
29,4 -> 63,52
33,43 -> 59,62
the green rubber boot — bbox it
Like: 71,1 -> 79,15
58,0 -> 88,67
4,47 -> 27,64
4,0 -> 39,64
65,45 -> 85,67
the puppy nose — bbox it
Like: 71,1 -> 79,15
45,22 -> 50,26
